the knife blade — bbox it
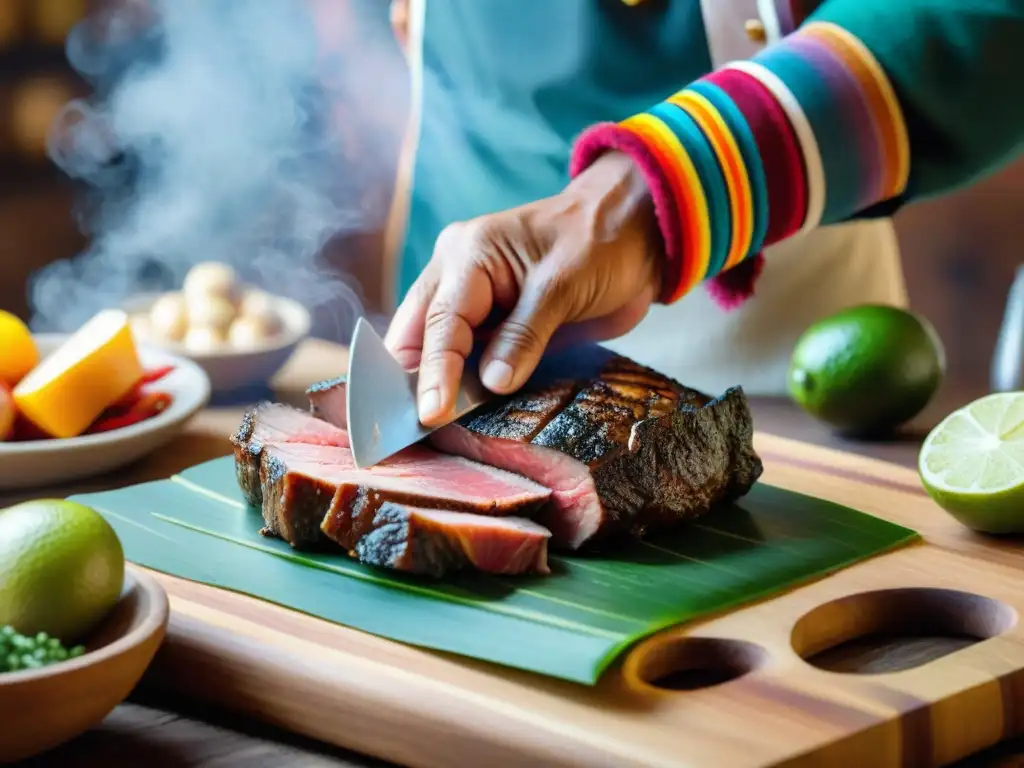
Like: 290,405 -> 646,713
346,316 -> 492,469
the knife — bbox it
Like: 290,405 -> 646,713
346,316 -> 492,469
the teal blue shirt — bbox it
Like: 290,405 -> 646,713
398,0 -> 712,300
397,0 -> 1024,303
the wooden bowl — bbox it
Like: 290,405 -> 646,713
0,566 -> 169,764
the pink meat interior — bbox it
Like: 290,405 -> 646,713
430,425 -> 603,548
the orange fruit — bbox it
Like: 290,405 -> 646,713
13,309 -> 142,439
0,310 -> 39,388
0,383 -> 13,441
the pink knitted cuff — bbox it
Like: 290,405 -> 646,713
570,122 -> 759,310
704,252 -> 765,309
570,122 -> 682,303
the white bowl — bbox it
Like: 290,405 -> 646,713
123,292 -> 311,394
0,335 -> 211,492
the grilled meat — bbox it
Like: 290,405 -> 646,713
231,402 -> 350,506
257,441 -> 551,548
430,345 -> 762,550
323,500 -> 551,577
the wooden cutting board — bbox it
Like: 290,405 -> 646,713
126,432 -> 1024,768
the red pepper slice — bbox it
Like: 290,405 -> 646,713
106,365 -> 174,412
140,365 -> 175,385
86,392 -> 174,434
10,415 -> 50,442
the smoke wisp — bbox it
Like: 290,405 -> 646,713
32,0 -> 406,339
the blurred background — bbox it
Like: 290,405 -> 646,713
0,0 -> 1019,406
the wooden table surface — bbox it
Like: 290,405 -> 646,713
6,340 -> 1020,768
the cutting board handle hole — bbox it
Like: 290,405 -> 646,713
791,588 -> 1016,675
626,637 -> 767,692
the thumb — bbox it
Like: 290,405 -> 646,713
479,276 -> 570,395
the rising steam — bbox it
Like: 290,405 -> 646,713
32,0 -> 406,339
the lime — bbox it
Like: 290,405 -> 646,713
919,392 -> 1024,534
0,500 -> 125,643
788,304 -> 945,435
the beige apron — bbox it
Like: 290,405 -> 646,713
386,0 -> 908,396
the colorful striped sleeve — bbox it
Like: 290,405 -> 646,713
569,0 -> 1024,311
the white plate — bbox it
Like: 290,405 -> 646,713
0,335 -> 211,492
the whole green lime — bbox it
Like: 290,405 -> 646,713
0,500 -> 125,644
787,305 -> 946,436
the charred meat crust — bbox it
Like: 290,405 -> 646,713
258,451 -> 338,546
353,503 -> 470,578
231,403 -> 271,508
332,501 -> 551,578
576,386 -> 762,548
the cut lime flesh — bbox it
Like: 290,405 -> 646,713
919,392 -> 1024,533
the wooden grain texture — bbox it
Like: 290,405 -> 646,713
0,568 -> 169,764
125,433 -> 1024,767
5,340 -> 1023,767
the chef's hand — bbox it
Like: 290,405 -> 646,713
384,151 -> 663,427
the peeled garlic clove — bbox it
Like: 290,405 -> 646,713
187,295 -> 237,333
183,261 -> 241,306
228,315 -> 276,349
183,325 -> 226,353
239,290 -> 283,335
240,289 -> 273,317
149,292 -> 188,341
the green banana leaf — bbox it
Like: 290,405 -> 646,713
71,456 -> 918,685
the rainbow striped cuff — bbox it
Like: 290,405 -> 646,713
569,20 -> 909,310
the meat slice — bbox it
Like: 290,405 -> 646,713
307,375 -> 348,428
430,344 -> 763,551
257,441 -> 552,548
323,501 -> 550,577
231,402 -> 349,506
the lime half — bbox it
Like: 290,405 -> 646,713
919,392 -> 1024,533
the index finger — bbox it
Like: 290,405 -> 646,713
416,266 -> 494,426
384,264 -> 439,370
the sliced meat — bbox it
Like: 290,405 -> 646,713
260,443 -> 351,545
257,441 -> 551,548
231,402 -> 349,507
430,344 -> 763,551
324,501 -> 550,577
307,375 -> 348,428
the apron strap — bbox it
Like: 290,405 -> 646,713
382,0 -> 427,312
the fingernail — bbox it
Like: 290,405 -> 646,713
482,360 -> 515,392
419,388 -> 441,422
